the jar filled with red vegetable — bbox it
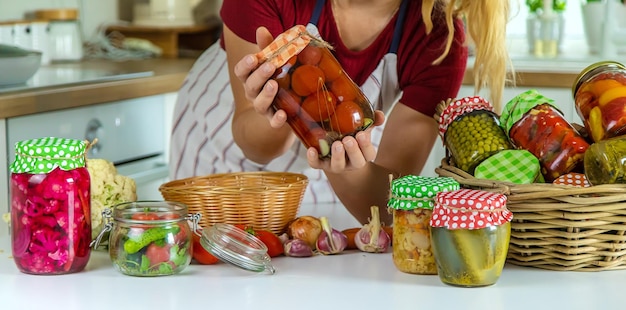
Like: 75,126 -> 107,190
573,60 -> 626,142
500,90 -> 589,182
437,96 -> 512,174
256,25 -> 375,158
9,137 -> 91,275
387,175 -> 460,275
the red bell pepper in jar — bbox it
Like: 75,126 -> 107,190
573,60 -> 626,142
501,90 -> 589,182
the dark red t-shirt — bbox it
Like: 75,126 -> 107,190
220,0 -> 468,117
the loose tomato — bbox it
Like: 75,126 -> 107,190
234,225 -> 284,257
191,229 -> 220,265
301,91 -> 337,122
291,64 -> 325,97
329,101 -> 365,134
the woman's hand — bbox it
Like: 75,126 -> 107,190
307,110 -> 386,173
233,27 -> 289,129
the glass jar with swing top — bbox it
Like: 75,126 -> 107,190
256,25 -> 375,158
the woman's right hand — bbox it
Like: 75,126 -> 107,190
233,27 -> 289,129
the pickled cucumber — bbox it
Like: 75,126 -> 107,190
445,111 -> 511,173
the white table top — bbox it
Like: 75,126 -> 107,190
1,203 -> 625,310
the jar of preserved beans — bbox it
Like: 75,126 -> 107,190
431,189 -> 512,287
437,96 -> 512,174
93,201 -> 200,277
9,137 -> 91,275
583,135 -> 626,185
387,175 -> 460,275
256,25 -> 375,158
500,90 -> 589,182
573,60 -> 626,142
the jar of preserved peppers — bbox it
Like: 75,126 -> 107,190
572,60 -> 626,142
9,137 -> 91,275
500,90 -> 589,182
387,175 -> 460,275
583,135 -> 626,185
437,96 -> 512,174
93,201 -> 200,277
256,25 -> 375,158
431,189 -> 512,287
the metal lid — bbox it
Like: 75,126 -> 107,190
572,60 -> 626,99
200,223 -> 275,274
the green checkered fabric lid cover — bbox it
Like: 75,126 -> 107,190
474,150 -> 542,184
500,89 -> 563,134
388,175 -> 460,210
10,137 -> 87,174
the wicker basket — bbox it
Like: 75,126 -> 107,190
158,172 -> 308,235
436,158 -> 626,271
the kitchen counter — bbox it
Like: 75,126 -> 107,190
0,58 -> 196,119
1,202 -> 625,310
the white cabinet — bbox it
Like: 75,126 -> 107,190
421,86 -> 578,177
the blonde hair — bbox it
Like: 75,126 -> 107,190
422,0 -> 512,111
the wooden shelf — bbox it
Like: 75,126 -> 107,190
106,18 -> 222,58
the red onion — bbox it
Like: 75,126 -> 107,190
284,239 -> 314,257
355,206 -> 390,253
316,216 -> 347,255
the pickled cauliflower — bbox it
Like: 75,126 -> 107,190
87,158 -> 137,239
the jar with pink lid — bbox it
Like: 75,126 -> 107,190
430,189 -> 512,287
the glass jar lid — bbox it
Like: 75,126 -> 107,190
200,223 -> 275,274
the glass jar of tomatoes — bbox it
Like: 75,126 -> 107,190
431,189 -> 512,287
256,25 -> 375,158
93,201 -> 200,277
9,137 -> 91,275
573,60 -> 626,142
387,175 -> 459,275
500,90 -> 589,182
437,96 -> 512,174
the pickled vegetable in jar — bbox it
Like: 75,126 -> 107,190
583,135 -> 626,185
500,90 -> 589,182
256,25 -> 375,158
437,96 -> 512,174
9,137 -> 91,275
431,189 -> 512,287
387,175 -> 460,275
573,60 -> 626,142
93,201 -> 200,277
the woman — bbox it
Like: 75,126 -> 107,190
170,0 -> 510,224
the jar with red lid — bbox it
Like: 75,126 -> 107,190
430,189 -> 512,287
572,60 -> 626,142
256,25 -> 375,158
500,89 -> 589,182
9,137 -> 91,275
437,96 -> 512,174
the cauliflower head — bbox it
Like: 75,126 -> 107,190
87,158 -> 137,239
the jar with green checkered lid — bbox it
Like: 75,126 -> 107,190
387,175 -> 459,275
9,137 -> 91,275
437,96 -> 512,174
500,89 -> 589,182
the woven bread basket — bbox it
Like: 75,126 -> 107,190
436,158 -> 626,271
159,172 -> 308,235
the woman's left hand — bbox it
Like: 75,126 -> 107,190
307,110 -> 385,173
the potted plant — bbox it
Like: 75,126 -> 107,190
526,0 -> 566,55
